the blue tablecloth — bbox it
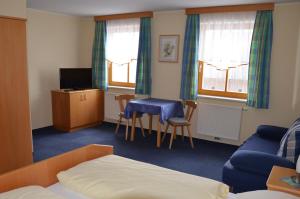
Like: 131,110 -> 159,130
124,98 -> 184,123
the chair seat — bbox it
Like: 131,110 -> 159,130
168,117 -> 190,125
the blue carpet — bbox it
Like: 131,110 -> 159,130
32,122 -> 237,182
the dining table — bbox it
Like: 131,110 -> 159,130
124,98 -> 184,148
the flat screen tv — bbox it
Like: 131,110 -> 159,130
59,68 -> 92,90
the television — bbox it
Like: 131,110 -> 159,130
59,68 -> 92,90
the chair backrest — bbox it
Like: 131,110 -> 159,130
184,100 -> 197,122
115,94 -> 135,112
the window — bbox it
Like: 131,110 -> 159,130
107,18 -> 140,87
198,12 -> 256,99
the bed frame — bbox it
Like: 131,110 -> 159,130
0,144 -> 113,193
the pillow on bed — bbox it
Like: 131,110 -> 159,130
236,190 -> 298,199
57,155 -> 229,199
0,186 -> 64,199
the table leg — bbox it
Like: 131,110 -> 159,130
156,115 -> 161,148
148,114 -> 152,134
130,112 -> 137,141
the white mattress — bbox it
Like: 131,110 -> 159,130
48,183 -> 237,199
47,183 -> 88,199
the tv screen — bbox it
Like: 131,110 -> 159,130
60,68 -> 92,90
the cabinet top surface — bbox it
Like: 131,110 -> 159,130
52,89 -> 102,94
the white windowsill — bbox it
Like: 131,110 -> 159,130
107,85 -> 135,90
107,86 -> 246,103
198,94 -> 247,103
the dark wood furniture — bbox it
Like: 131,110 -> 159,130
51,89 -> 104,132
0,16 -> 33,174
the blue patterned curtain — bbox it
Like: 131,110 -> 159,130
92,21 -> 107,90
180,15 -> 200,100
247,11 -> 273,109
135,17 -> 152,95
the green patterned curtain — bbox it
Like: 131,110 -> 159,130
247,11 -> 273,109
180,14 -> 200,100
92,21 -> 107,90
135,17 -> 151,95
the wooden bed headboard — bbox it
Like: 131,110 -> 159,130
0,144 -> 113,193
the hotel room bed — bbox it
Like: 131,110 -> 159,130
0,144 -> 297,199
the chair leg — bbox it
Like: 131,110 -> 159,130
169,126 -> 176,149
148,114 -> 152,134
125,119 -> 129,140
162,123 -> 170,143
181,126 -> 184,140
186,126 -> 194,148
138,118 -> 145,137
115,115 -> 123,134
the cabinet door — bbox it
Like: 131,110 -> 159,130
69,92 -> 85,128
0,17 -> 33,173
81,91 -> 100,124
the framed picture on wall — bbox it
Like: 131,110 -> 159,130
159,35 -> 179,63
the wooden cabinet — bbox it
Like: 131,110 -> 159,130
51,89 -> 104,131
0,17 -> 33,174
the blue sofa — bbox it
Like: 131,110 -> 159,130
222,125 -> 295,193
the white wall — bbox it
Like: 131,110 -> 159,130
292,25 -> 300,111
0,0 -> 26,18
27,9 -> 83,129
151,10 -> 186,100
78,17 -> 95,67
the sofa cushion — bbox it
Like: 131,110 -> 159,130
230,150 -> 294,176
239,133 -> 279,155
277,118 -> 300,163
256,125 -> 288,141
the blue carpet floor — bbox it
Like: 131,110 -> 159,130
32,122 -> 237,182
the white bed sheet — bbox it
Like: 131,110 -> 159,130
48,183 -> 237,199
47,183 -> 88,199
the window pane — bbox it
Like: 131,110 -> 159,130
129,60 -> 137,83
112,63 -> 128,83
227,65 -> 248,93
202,64 -> 226,91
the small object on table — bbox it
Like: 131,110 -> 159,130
267,166 -> 300,197
124,98 -> 184,148
281,176 -> 300,188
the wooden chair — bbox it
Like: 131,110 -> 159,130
162,100 -> 197,149
115,94 -> 145,140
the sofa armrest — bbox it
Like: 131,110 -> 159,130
256,125 -> 288,141
230,150 -> 295,176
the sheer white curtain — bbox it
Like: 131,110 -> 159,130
199,12 -> 256,93
106,18 -> 140,64
107,18 -> 140,83
199,12 -> 256,69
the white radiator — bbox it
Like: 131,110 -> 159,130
105,92 -> 121,121
197,103 -> 242,140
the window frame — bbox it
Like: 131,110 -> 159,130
198,61 -> 247,99
108,59 -> 136,88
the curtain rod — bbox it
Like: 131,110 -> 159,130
94,11 -> 153,21
185,3 -> 274,15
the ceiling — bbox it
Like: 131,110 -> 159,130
27,0 -> 297,16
